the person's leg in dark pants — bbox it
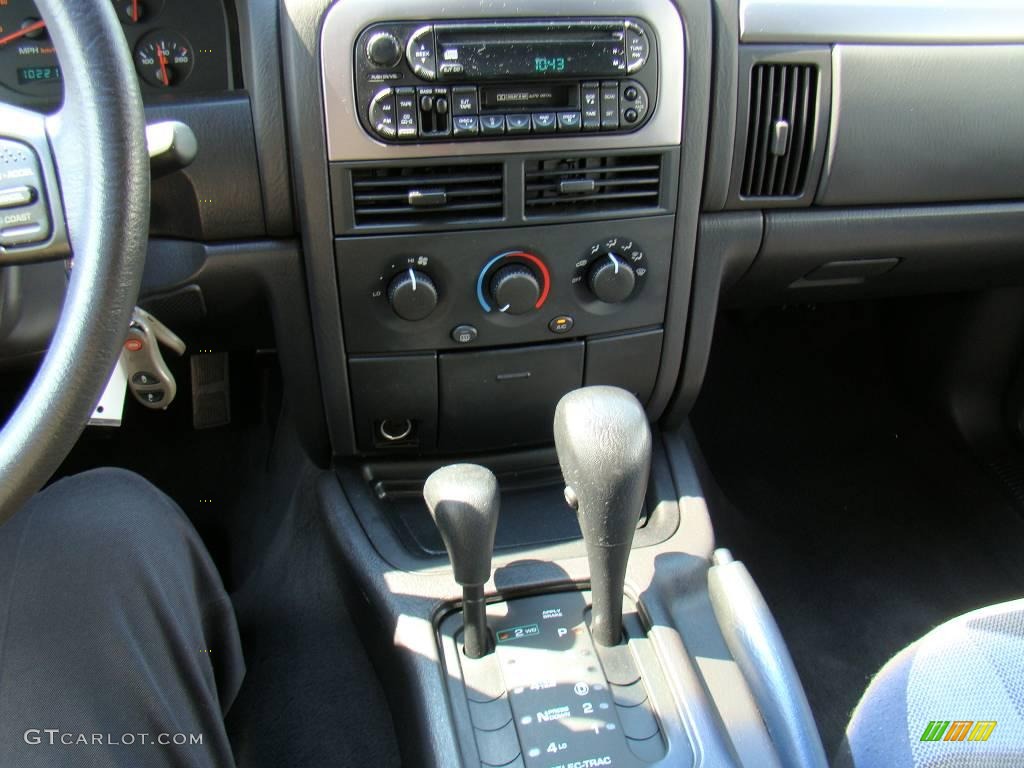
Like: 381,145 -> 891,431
0,468 -> 244,767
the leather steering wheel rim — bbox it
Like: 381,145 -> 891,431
0,1 -> 149,524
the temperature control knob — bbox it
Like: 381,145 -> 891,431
588,253 -> 637,303
366,31 -> 403,68
490,265 -> 541,315
388,268 -> 438,321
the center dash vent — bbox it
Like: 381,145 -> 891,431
740,63 -> 819,199
524,154 -> 663,217
351,162 -> 504,227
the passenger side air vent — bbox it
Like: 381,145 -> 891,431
350,162 -> 504,227
740,63 -> 818,199
524,154 -> 663,217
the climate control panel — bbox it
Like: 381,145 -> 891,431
336,216 -> 673,355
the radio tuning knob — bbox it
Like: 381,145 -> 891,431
490,265 -> 541,315
388,268 -> 438,321
588,252 -> 636,303
366,31 -> 403,68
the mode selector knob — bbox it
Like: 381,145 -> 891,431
388,268 -> 438,321
490,265 -> 541,315
588,253 -> 637,303
366,31 -> 403,68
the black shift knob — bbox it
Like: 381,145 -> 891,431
554,386 -> 652,646
424,463 -> 500,658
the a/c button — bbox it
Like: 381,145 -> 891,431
548,315 -> 574,333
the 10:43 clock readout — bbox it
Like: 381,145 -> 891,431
534,57 -> 566,73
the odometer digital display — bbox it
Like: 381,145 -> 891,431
17,65 -> 61,85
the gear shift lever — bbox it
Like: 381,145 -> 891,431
554,386 -> 652,646
424,464 -> 500,659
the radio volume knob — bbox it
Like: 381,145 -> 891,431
388,268 -> 438,321
366,31 -> 403,68
588,253 -> 636,303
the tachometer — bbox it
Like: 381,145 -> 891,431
134,31 -> 193,88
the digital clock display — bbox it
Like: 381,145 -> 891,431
17,66 -> 62,85
534,57 -> 567,73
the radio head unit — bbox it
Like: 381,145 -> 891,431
408,20 -> 649,80
353,18 -> 658,143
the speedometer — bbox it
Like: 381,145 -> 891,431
0,0 -> 226,106
0,1 -> 59,99
0,0 -> 168,101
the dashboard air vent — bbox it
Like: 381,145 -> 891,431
524,154 -> 662,216
740,63 -> 818,198
351,162 -> 504,227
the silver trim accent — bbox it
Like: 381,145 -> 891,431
320,0 -> 684,162
740,0 -> 1024,44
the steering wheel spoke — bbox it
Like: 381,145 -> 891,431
0,101 -> 70,265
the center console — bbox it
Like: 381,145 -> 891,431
272,0 -> 831,765
283,0 -> 821,766
320,0 -> 685,456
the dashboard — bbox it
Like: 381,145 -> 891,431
2,3 -> 1023,767
0,0 -> 235,108
2,0 -> 1024,464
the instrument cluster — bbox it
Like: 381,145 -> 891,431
0,0 -> 234,107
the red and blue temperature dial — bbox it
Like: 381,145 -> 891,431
476,251 -> 551,315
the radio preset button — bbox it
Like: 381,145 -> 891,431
581,82 -> 601,130
600,82 -> 620,130
406,26 -> 437,80
453,116 -> 480,136
506,114 -> 531,134
452,87 -> 479,116
557,112 -> 582,132
480,115 -> 506,135
625,22 -> 650,73
368,88 -> 398,138
532,113 -> 556,133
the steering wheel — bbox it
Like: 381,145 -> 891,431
0,0 -> 149,524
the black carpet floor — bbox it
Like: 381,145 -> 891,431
691,305 -> 1024,755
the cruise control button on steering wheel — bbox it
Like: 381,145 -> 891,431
0,107 -> 69,264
